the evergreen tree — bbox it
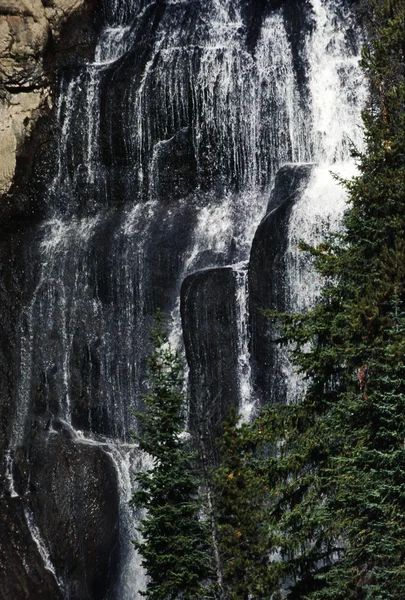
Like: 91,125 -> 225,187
131,2 -> 405,597
256,0 -> 405,597
131,314 -> 214,600
211,407 -> 274,600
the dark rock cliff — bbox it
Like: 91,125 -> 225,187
181,267 -> 241,458
0,0 -> 364,597
249,164 -> 315,404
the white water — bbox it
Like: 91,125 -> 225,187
95,26 -> 132,64
232,264 -> 256,422
24,507 -> 64,590
286,165 -> 354,312
5,450 -> 18,498
131,3 -> 307,191
8,0 -> 366,596
307,0 -> 366,163
256,10 -> 310,168
11,216 -> 101,448
102,0 -> 141,25
275,165 -> 355,403
255,0 -> 365,406
103,445 -> 149,600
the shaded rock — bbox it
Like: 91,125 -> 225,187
0,496 -> 63,600
0,223 -> 41,456
151,127 -> 197,201
181,267 -> 240,460
22,426 -> 119,599
249,163 -> 314,404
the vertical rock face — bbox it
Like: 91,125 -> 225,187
1,414 -> 121,599
0,497 -> 64,600
3,426 -> 119,600
249,164 -> 315,404
181,267 -> 240,457
27,427 -> 120,600
0,0 -> 366,598
249,163 -> 352,405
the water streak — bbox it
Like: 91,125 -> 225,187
24,507 -> 64,590
279,164 -> 355,403
232,264 -> 256,422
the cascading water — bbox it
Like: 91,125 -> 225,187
1,0 -> 366,598
268,165 -> 358,405
23,506 -> 63,591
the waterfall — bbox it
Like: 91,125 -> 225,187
1,0 -> 366,597
24,507 -> 64,591
307,0 -> 366,162
233,264 -> 255,422
274,165 -> 357,404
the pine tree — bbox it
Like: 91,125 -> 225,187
211,407 -> 274,600
131,313 -> 214,600
256,1 -> 405,597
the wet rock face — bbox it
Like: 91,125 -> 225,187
0,8 -> 115,596
241,0 -> 314,87
0,497 -> 63,600
249,164 -> 315,404
1,426 -> 120,600
28,427 -> 120,599
0,223 -> 41,455
151,127 -> 197,201
0,0 -> 364,596
99,0 -> 316,202
0,0 -> 97,196
181,267 -> 240,458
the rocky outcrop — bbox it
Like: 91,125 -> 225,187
181,267 -> 240,458
0,0 -> 97,195
1,424 -> 120,599
249,164 -> 315,404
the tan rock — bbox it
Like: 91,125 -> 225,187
45,0 -> 85,35
0,0 -> 88,195
0,88 -> 50,194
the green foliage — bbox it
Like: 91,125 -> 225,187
207,1 -> 405,597
131,312 -> 214,600
211,407 -> 274,600
252,1 -> 405,597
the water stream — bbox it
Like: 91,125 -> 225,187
3,0 -> 366,597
